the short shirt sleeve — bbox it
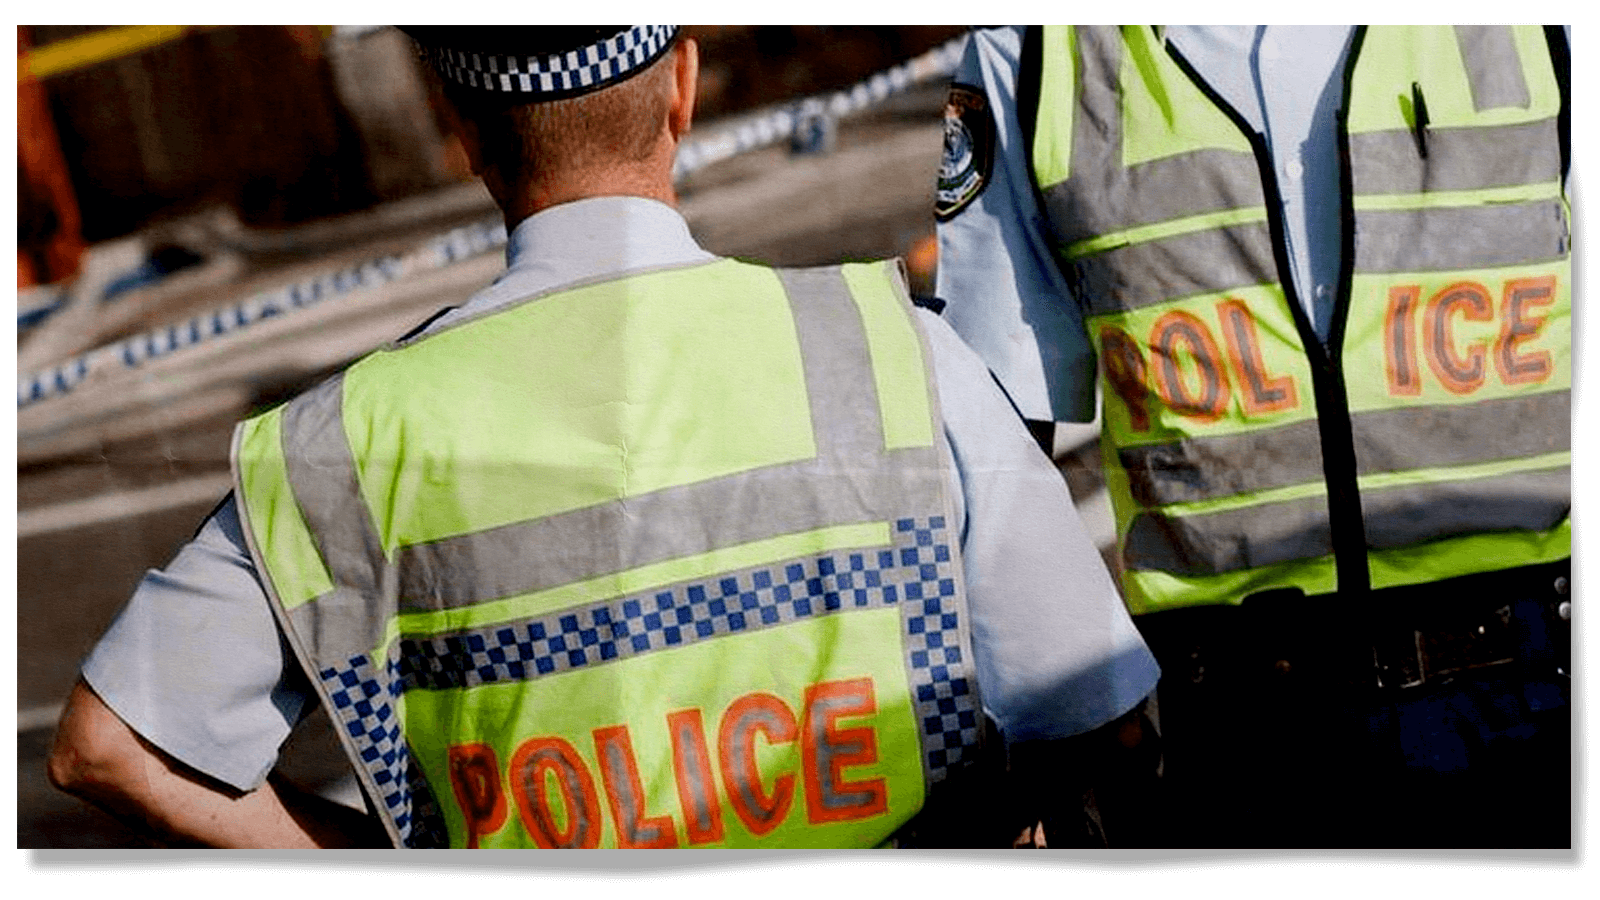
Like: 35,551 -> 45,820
81,494 -> 313,791
934,26 -> 1098,424
919,308 -> 1159,742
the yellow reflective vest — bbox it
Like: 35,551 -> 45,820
1029,26 -> 1570,614
232,258 -> 982,847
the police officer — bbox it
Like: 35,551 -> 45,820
934,26 -> 1571,847
49,26 -> 1158,848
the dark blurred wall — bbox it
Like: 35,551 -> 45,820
687,26 -> 965,120
21,26 -> 965,252
30,25 -> 381,242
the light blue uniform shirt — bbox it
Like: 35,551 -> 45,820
84,196 -> 1159,791
935,25 -> 1356,422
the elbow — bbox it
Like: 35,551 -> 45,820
47,725 -> 112,799
47,681 -> 146,804
45,734 -> 84,795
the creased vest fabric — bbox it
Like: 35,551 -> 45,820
1029,25 -> 1570,614
232,258 -> 982,847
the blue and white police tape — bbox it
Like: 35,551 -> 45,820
20,34 -> 967,410
672,35 -> 963,180
20,245 -> 210,335
17,219 -> 507,409
18,285 -> 68,333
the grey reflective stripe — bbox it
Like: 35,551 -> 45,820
1072,221 -> 1279,316
279,263 -> 939,642
1351,391 -> 1570,475
1118,419 -> 1327,506
1353,200 -> 1568,274
1061,24 -> 1121,245
1454,26 -> 1532,112
393,446 -> 941,611
277,373 -> 388,660
1362,466 -> 1569,551
776,267 -> 884,460
280,375 -> 389,602
394,264 -> 923,612
265,261 -> 977,841
1349,119 -> 1561,196
1118,390 -> 1570,507
297,508 -> 970,846
1124,495 -> 1332,576
1046,26 -> 1266,249
1043,149 -> 1269,251
1124,464 -> 1569,576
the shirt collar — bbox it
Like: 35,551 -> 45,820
441,196 -> 716,328
503,195 -> 713,288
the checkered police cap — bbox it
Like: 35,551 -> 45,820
399,26 -> 679,103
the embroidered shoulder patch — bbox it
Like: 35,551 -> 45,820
934,83 -> 996,221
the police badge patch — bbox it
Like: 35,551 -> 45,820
934,83 -> 996,221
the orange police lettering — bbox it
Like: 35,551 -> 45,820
509,736 -> 603,848
667,708 -> 725,845
1425,281 -> 1494,394
718,692 -> 798,836
1496,275 -> 1556,386
1151,310 -> 1229,422
447,742 -> 506,849
1217,299 -> 1298,415
1385,277 -> 1557,397
444,677 -> 888,846
802,677 -> 888,824
1103,304 -> 1302,432
595,724 -> 678,848
1101,325 -> 1152,432
1384,285 -> 1424,396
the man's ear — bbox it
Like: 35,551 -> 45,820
668,37 -> 699,140
447,104 -> 488,178
443,101 -> 508,205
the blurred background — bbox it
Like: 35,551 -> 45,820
15,24 -> 1111,848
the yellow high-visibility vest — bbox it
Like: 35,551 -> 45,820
1030,26 -> 1570,614
233,258 -> 982,847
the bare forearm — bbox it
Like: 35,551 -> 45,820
49,680 -> 388,848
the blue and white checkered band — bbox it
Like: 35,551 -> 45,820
314,516 -> 977,846
426,25 -> 678,100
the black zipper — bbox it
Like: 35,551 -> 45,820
1159,27 -> 1372,600
1544,25 -> 1571,182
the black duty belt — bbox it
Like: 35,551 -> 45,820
1363,560 -> 1571,689
1135,560 -> 1571,693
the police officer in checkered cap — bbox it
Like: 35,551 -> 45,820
399,26 -> 690,222
52,25 -> 1158,848
402,26 -> 679,100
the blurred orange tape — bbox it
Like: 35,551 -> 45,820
18,25 -> 222,82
